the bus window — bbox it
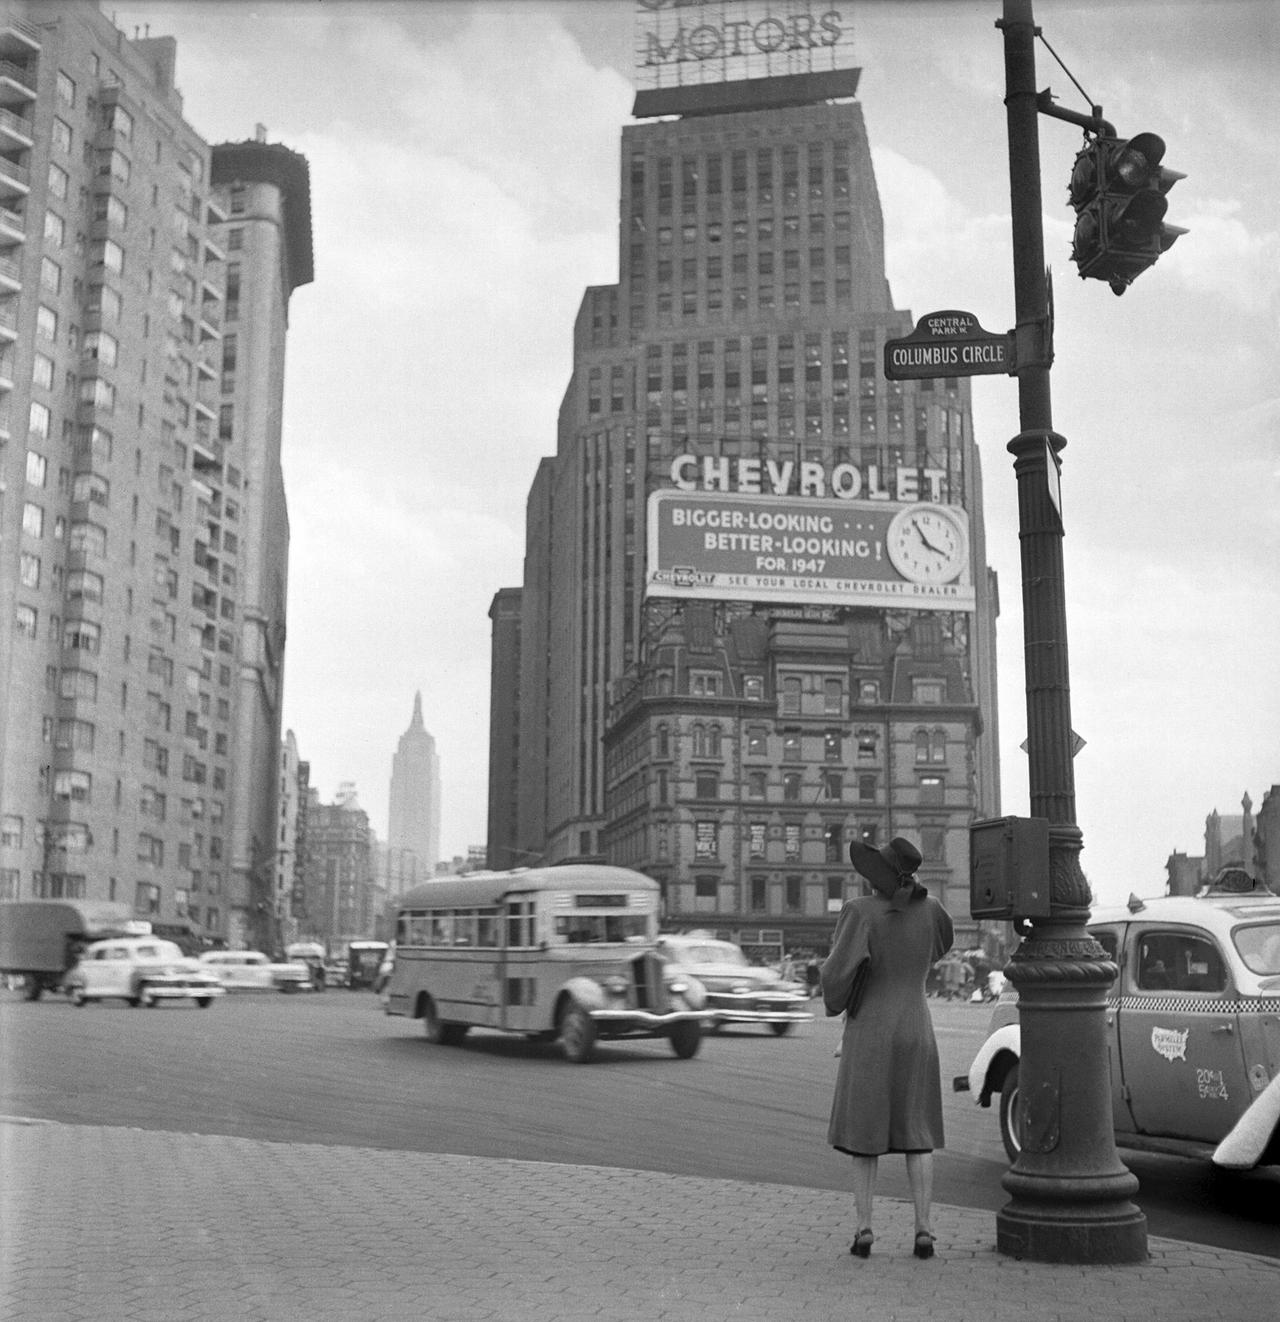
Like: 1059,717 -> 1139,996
453,912 -> 477,947
554,913 -> 650,944
477,912 -> 499,948
507,901 -> 534,948
430,913 -> 452,947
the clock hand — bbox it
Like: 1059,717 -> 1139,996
915,525 -> 945,555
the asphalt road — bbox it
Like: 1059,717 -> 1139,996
1,987 -> 1275,1256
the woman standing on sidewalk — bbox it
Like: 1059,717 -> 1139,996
820,836 -> 954,1260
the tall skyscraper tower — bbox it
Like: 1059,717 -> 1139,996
491,3 -> 1002,951
0,2 -> 310,951
386,692 -> 440,894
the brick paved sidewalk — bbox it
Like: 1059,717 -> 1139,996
1,1120 -> 1275,1322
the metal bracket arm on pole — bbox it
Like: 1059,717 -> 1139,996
1035,89 -> 1115,139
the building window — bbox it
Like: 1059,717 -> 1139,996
783,771 -> 802,802
823,677 -> 843,714
823,729 -> 842,762
912,677 -> 946,704
2,815 -> 24,848
691,671 -> 720,697
747,770 -> 766,799
780,676 -> 801,714
858,680 -> 880,703
919,775 -> 944,805
750,876 -> 767,911
824,822 -> 843,862
746,726 -> 767,757
694,821 -> 718,860
135,882 -> 161,916
920,826 -> 946,863
784,824 -> 801,860
748,822 -> 767,859
785,876 -> 802,911
694,875 -> 718,902
821,770 -> 843,801
782,732 -> 801,761
694,771 -> 719,800
858,773 -> 877,802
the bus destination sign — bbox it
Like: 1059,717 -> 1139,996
883,310 -> 1016,381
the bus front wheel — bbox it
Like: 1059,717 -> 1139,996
560,1004 -> 597,1064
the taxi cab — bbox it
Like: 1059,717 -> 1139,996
655,933 -> 812,1035
957,869 -> 1280,1169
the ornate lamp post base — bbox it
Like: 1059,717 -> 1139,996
996,906 -> 1147,1263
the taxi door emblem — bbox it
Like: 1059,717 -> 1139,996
1151,1026 -> 1188,1061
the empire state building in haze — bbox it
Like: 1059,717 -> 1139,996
386,693 -> 441,894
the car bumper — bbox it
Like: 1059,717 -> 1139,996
588,1008 -> 711,1028
147,983 -> 225,999
706,994 -> 813,1024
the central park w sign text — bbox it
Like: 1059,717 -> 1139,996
645,490 -> 976,611
883,310 -> 1016,381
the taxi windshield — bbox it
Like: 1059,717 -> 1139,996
1232,922 -> 1280,975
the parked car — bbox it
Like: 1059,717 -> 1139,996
196,950 -> 310,993
956,870 -> 1280,1169
655,933 -> 812,1035
64,936 -> 226,1008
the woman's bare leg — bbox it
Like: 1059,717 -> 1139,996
904,1151 -> 934,1235
851,1154 -> 877,1231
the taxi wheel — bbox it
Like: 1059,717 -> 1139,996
770,1022 -> 794,1037
68,986 -> 86,1007
668,1020 -> 702,1059
195,997 -> 213,1009
999,1062 -> 1023,1163
560,1005 -> 597,1064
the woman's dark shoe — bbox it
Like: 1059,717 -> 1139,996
850,1228 -> 874,1258
913,1231 -> 936,1260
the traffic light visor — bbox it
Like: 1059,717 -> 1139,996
1113,132 -> 1167,189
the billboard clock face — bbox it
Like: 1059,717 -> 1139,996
885,504 -> 968,585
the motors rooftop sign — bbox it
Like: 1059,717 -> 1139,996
636,1 -> 847,72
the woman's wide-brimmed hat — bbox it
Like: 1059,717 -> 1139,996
849,836 -> 925,906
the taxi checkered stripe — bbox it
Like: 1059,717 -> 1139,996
1109,995 -> 1280,1014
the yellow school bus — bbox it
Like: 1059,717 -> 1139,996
384,865 -> 710,1062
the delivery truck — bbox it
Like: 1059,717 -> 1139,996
0,900 -> 139,1000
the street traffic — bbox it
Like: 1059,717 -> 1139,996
1,986 -> 1274,1258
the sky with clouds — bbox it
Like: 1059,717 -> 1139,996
111,0 -> 1279,903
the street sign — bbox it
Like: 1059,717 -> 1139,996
883,310 -> 1016,380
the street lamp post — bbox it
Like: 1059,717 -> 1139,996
995,0 -> 1147,1263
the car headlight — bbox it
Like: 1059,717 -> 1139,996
603,975 -> 629,996
665,979 -> 690,995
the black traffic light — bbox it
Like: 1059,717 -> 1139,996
1069,132 -> 1186,294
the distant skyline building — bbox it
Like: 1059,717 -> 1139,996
0,2 -> 311,951
386,691 -> 441,894
491,5 -> 1002,951
297,781 -> 376,948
